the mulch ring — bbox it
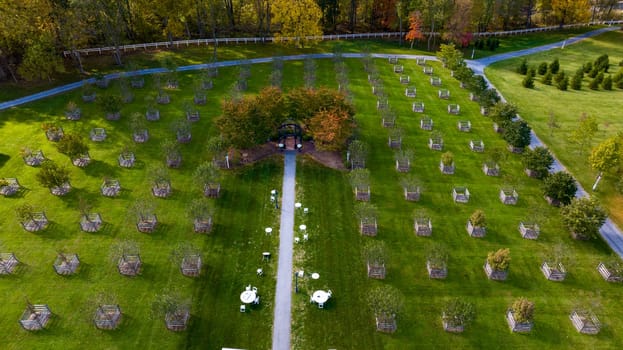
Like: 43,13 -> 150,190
234,141 -> 346,171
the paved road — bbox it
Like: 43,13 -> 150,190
272,150 -> 296,350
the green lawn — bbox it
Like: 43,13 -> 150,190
485,30 -> 623,226
0,44 -> 622,349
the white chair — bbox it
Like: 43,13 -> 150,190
310,296 -> 315,304
327,289 -> 333,297
253,296 -> 260,305
294,237 -> 300,243
245,285 -> 251,291
318,302 -> 324,309
262,252 -> 271,261
240,305 -> 246,313
303,234 -> 309,241
252,286 -> 258,292
256,268 -> 263,276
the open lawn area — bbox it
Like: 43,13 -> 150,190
0,46 -> 622,349
485,30 -> 623,226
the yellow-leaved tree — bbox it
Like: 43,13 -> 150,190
271,0 -> 322,48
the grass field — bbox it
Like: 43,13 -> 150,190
0,42 -> 622,349
485,30 -> 623,226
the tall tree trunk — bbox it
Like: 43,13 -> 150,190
73,50 -> 85,74
1,55 -> 18,83
350,0 -> 357,32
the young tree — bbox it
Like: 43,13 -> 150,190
537,62 -> 548,75
487,248 -> 511,271
437,43 -> 464,71
510,298 -> 535,323
522,73 -> 535,88
549,58 -> 560,74
367,285 -> 405,324
57,133 -> 89,160
570,114 -> 599,154
517,59 -> 528,75
542,71 -> 553,85
307,108 -> 355,151
489,103 -> 518,124
502,120 -> 532,150
560,197 -> 607,240
589,136 -> 621,190
405,11 -> 424,49
543,171 -> 578,206
271,0 -> 322,48
36,160 -> 70,190
442,298 -> 476,331
522,147 -> 555,179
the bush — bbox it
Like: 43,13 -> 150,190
441,151 -> 454,166
583,62 -> 593,73
502,120 -> 531,149
589,78 -> 600,90
511,298 -> 535,323
613,72 -> 623,83
489,102 -> 518,124
528,67 -> 536,77
522,147 -> 554,179
442,299 -> 476,328
595,72 -> 605,84
553,70 -> 565,84
541,71 -> 553,85
487,248 -> 510,271
588,67 -> 599,78
593,54 -> 609,72
537,62 -> 548,75
560,197 -> 607,240
571,69 -> 583,90
619,59 -> 623,67
617,79 -> 623,89
517,59 -> 528,75
36,160 -> 70,189
522,74 -> 534,88
602,75 -> 613,90
549,58 -> 560,74
57,133 -> 89,159
557,76 -> 569,91
542,171 -> 577,205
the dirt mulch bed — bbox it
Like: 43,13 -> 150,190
236,141 -> 346,171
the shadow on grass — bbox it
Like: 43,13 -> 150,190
82,159 -> 120,179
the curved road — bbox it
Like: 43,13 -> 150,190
1,26 -> 621,350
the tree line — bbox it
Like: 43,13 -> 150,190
0,0 -> 620,83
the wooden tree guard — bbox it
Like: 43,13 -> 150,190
430,76 -> 441,86
194,217 -> 213,233
203,183 -> 221,198
470,140 -> 485,152
597,262 -> 623,282
106,112 -> 121,121
19,304 -> 51,331
21,212 -> 49,232
519,222 -> 539,239
65,108 -> 81,121
469,92 -> 479,101
439,161 -> 454,175
447,104 -> 460,115
133,129 -> 149,143
131,77 -> 144,88
499,188 -> 518,205
420,117 -> 433,130
94,304 -> 121,329
388,136 -> 401,149
376,98 -> 389,110
457,120 -> 471,132
443,320 -> 464,333
570,310 -> 600,334
396,160 -> 410,172
404,187 -> 420,201
90,128 -> 107,142
375,314 -> 397,333
101,179 -> 121,197
187,109 -> 201,121
452,188 -> 470,203
194,93 -> 206,105
382,117 -> 395,128
541,261 -> 566,281
146,109 -> 160,121
367,262 -> 386,279
176,131 -> 192,144
82,92 -> 97,102
483,162 -> 500,176
118,152 -> 135,168
51,182 -> 72,196
405,87 -> 416,98
0,253 -> 19,274
438,89 -> 450,99
137,214 -> 158,233
152,182 -> 172,198
480,106 -> 488,115
484,261 -> 508,281
118,254 -> 142,276
23,150 -> 45,166
412,102 -> 425,113
166,309 -> 190,331
493,122 -> 503,133
414,218 -> 432,236
388,56 -> 398,64
72,154 -> 91,167
0,178 -> 21,196
350,159 -> 365,170
399,75 -> 410,84
416,58 -> 427,66
80,213 -> 102,232
166,154 -> 182,168
157,93 -> 170,104
429,138 -> 443,151
360,218 -> 378,236
355,186 -> 370,201
393,65 -> 403,73
53,253 -> 80,275
181,254 -> 202,277
423,66 -> 434,75
427,261 -> 447,279
45,127 -> 64,142
506,310 -> 533,333
467,220 -> 486,238
507,144 -> 524,154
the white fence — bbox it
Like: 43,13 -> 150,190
60,20 -> 621,57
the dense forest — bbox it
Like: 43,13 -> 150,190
0,0 -> 620,82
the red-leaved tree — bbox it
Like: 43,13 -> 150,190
405,11 -> 424,49
307,108 -> 355,151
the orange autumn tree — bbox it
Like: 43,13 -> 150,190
307,108 -> 355,151
405,11 -> 424,49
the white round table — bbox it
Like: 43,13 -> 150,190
265,227 -> 272,234
295,202 -> 302,208
311,273 -> 320,280
312,290 -> 329,304
299,224 -> 306,231
240,290 -> 256,304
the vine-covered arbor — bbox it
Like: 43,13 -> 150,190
278,122 -> 303,151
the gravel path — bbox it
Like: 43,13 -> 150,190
272,150 -> 296,350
